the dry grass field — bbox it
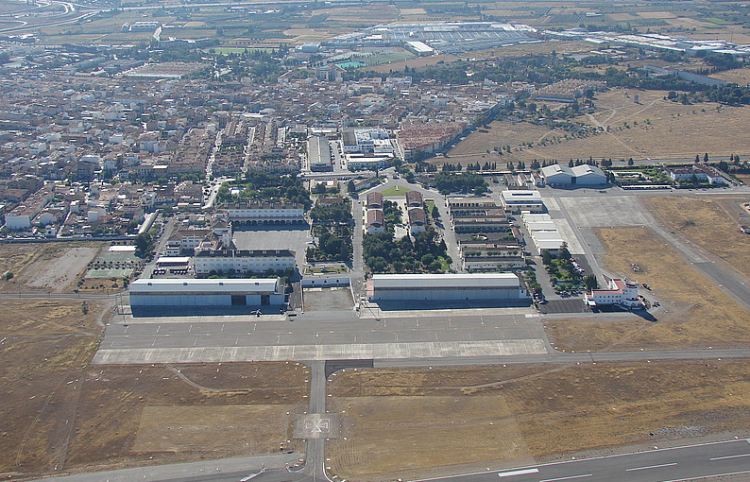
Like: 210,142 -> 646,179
546,226 -> 750,352
368,41 -> 593,74
0,298 -> 307,479
447,120 -> 549,161
0,242 -> 103,293
711,68 -> 750,86
328,361 -> 750,480
367,54 -> 460,73
439,89 -> 750,167
283,28 -> 352,44
645,195 -> 750,280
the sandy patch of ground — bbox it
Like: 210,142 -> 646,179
644,195 -> 750,280
22,246 -> 99,292
0,242 -> 104,293
0,296 -> 308,478
546,226 -> 750,351
328,361 -> 750,480
328,395 -> 532,479
133,405 -> 297,453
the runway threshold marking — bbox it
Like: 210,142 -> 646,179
626,462 -> 677,471
497,468 -> 539,477
540,475 -> 592,482
710,453 -> 750,461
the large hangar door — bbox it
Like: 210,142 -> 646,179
231,295 -> 246,306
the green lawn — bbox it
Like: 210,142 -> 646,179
380,186 -> 412,197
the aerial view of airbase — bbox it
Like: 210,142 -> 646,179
4,0 -> 750,480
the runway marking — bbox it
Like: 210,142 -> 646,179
626,462 -> 677,471
540,474 -> 592,482
658,469 -> 750,482
710,453 -> 750,461
497,468 -> 539,477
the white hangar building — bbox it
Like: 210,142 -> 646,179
541,164 -> 607,187
129,278 -> 286,308
368,273 -> 529,302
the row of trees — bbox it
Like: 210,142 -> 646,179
433,172 -> 488,195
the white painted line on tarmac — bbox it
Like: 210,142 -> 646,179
626,462 -> 677,471
497,468 -> 539,477
710,453 -> 750,461
540,474 -> 592,482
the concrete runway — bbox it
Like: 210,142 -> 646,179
415,439 -> 750,482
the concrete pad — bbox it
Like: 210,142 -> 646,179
559,196 -> 652,228
294,413 -> 341,439
92,339 -> 548,364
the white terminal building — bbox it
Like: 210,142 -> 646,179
129,278 -> 286,308
368,273 -> 529,302
585,278 -> 641,308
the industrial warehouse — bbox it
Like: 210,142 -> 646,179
368,273 -> 530,303
129,278 -> 287,308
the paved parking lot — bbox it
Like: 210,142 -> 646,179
539,298 -> 589,314
232,224 -> 310,274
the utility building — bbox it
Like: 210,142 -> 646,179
129,278 -> 286,308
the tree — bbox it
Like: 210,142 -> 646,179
134,233 -> 153,259
584,274 -> 599,291
431,205 -> 440,219
347,180 -> 356,193
557,242 -> 571,262
312,182 -> 327,195
627,158 -> 634,166
542,250 -> 552,266
704,153 -> 710,163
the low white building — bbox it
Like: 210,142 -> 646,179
585,278 -> 641,308
501,190 -> 544,213
194,249 -> 296,275
129,278 -> 286,308
463,256 -> 526,271
368,273 -> 529,302
5,212 -> 32,230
